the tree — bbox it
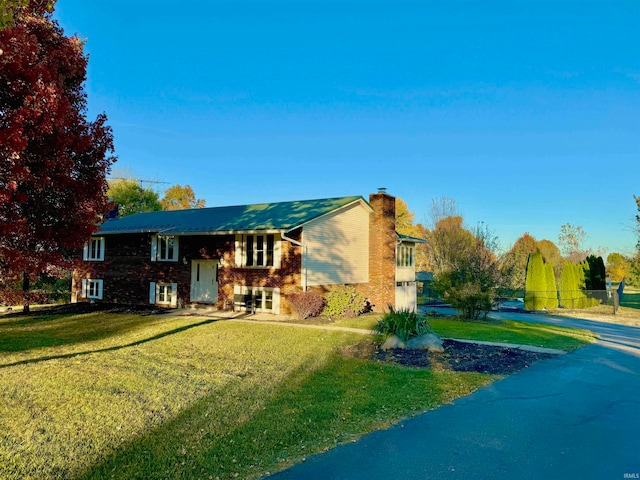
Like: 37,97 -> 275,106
558,223 -> 588,262
500,233 -> 539,290
426,216 -> 476,275
432,223 -> 507,320
428,196 -> 459,225
395,198 -> 429,271
161,184 -> 205,211
537,239 -> 563,281
0,2 -> 115,312
395,198 -> 415,235
630,195 -> 640,286
1,0 -> 52,28
107,178 -> 161,217
607,253 -> 630,282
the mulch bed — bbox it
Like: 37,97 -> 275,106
372,339 -> 556,375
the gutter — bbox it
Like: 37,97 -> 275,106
282,229 -> 308,292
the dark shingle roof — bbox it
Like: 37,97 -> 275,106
98,196 -> 366,235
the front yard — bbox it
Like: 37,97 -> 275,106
0,309 -> 596,479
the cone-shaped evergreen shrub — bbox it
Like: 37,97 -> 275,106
559,261 -> 577,308
545,262 -> 558,309
581,260 -> 592,290
524,251 -> 546,310
585,255 -> 607,290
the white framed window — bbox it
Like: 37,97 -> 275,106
151,235 -> 179,262
81,279 -> 103,299
83,237 -> 105,261
149,281 -> 178,307
396,245 -> 414,267
235,234 -> 281,268
233,285 -> 280,313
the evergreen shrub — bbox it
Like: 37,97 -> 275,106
544,262 -> 558,309
524,251 -> 546,310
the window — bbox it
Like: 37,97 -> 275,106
396,245 -> 414,267
236,234 -> 280,268
83,237 -> 105,261
81,279 -> 103,299
149,281 -> 178,306
234,285 -> 280,313
151,235 -> 179,262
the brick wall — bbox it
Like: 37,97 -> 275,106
73,232 -> 302,310
360,192 -> 396,312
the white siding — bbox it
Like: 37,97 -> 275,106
395,283 -> 417,312
304,202 -> 369,286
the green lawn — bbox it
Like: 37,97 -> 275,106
334,314 -> 597,351
428,318 -> 596,351
620,291 -> 640,309
0,311 -> 495,480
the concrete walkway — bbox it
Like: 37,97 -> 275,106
268,314 -> 640,480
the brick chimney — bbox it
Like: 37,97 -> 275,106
367,190 -> 396,311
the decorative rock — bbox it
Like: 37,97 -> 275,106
381,335 -> 406,350
406,333 -> 445,353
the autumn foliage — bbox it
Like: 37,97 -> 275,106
0,4 -> 115,307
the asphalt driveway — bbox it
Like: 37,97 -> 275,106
268,313 -> 640,480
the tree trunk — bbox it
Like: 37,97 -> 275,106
22,272 -> 30,314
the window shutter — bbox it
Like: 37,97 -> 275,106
151,236 -> 158,261
274,235 -> 282,269
272,288 -> 281,314
81,279 -> 88,298
235,235 -> 243,267
83,244 -> 89,261
149,282 -> 156,304
170,283 -> 178,307
172,237 -> 179,262
233,285 -> 241,296
97,280 -> 104,299
98,238 -> 105,261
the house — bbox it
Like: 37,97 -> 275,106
72,191 -> 425,314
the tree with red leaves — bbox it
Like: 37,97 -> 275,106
0,1 -> 116,312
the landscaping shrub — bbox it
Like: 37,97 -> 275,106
545,262 -> 558,309
322,285 -> 367,319
524,251 -> 546,310
374,306 -> 433,341
287,291 -> 325,320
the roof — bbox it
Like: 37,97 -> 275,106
97,196 -> 367,235
397,232 -> 427,244
416,271 -> 434,282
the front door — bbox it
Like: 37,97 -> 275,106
190,260 -> 218,303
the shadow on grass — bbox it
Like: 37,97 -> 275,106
0,304 -> 174,353
0,315 -> 236,368
76,356 -> 457,480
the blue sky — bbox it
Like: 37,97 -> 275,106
53,0 -> 639,255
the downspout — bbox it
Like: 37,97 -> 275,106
282,230 -> 308,292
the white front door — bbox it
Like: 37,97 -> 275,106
190,260 -> 218,303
